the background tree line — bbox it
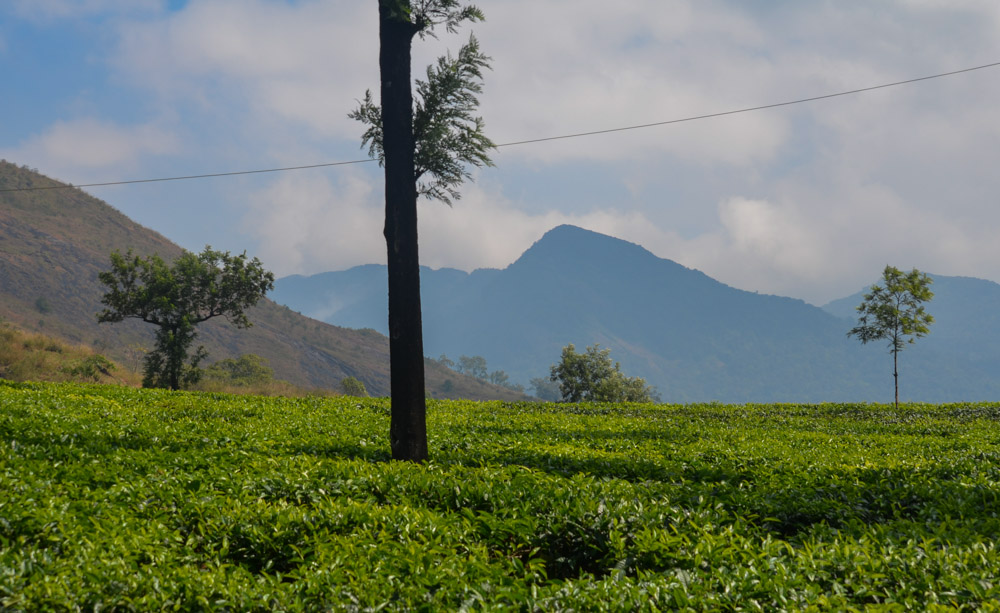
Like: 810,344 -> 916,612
434,354 -> 524,392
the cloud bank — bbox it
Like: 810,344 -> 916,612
4,0 -> 1000,304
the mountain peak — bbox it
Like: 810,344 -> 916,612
537,224 -> 633,247
512,225 -> 658,271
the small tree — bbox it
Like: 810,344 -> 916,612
341,376 -> 369,397
848,265 -> 934,408
123,343 -> 147,374
549,343 -> 657,403
97,247 -> 274,390
529,376 -> 562,402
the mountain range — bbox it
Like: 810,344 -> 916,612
0,161 -> 525,400
273,224 -> 1000,402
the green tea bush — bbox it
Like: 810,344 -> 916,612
2,382 -> 1000,610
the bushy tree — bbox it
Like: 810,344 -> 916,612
848,265 -> 934,408
449,354 -> 523,392
529,376 -> 562,402
457,355 -> 488,379
203,354 -> 274,387
549,344 -> 657,403
350,0 -> 493,462
97,247 -> 274,390
487,369 -> 509,387
341,376 -> 369,397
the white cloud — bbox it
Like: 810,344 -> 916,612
110,0 -> 797,167
114,0 -> 376,139
0,119 -> 180,180
417,183 -> 676,272
10,0 -> 162,20
474,0 -> 790,166
717,197 -> 822,274
661,170 -> 1000,305
242,170 -> 384,277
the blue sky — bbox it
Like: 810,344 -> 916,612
3,0 -> 1000,304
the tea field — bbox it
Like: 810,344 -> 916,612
2,380 -> 1000,610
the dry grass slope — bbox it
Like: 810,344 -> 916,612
0,321 -> 140,386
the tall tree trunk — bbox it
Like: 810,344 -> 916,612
893,348 -> 899,410
378,0 -> 428,462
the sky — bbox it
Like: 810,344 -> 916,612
3,0 -> 1000,305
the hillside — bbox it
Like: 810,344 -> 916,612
274,225 -> 1000,402
0,161 -> 525,400
0,320 -> 140,386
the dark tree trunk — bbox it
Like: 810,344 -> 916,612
893,348 -> 899,410
378,0 -> 428,462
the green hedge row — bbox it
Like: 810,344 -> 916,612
2,381 -> 1000,610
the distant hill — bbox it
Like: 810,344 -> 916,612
0,161 -> 526,400
274,224 -> 1000,402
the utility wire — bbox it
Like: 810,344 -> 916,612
495,61 -> 1000,147
1,159 -> 376,192
3,60 -> 999,194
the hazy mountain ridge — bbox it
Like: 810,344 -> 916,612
0,161 -> 526,400
274,225 -> 1000,402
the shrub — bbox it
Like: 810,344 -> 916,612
34,296 -> 52,314
341,376 -> 369,397
62,355 -> 116,382
203,354 -> 274,386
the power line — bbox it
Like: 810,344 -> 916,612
495,61 -> 1000,147
3,60 -> 999,194
1,159 -> 376,192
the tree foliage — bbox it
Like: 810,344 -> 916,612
341,376 -> 370,397
549,344 -> 658,403
97,247 -> 274,390
351,33 -> 494,204
529,376 -> 562,402
456,354 -> 488,380
203,354 -> 275,387
445,353 -> 523,392
848,265 -> 934,408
